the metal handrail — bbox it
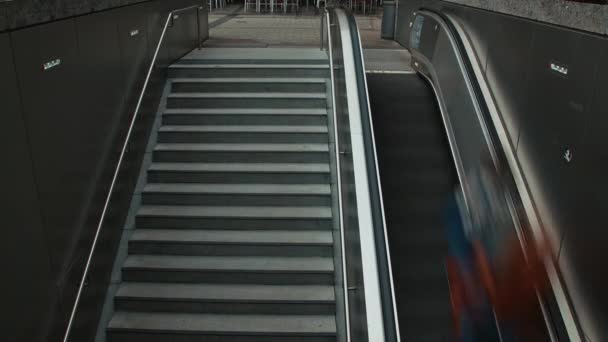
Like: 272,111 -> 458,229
62,4 -> 204,342
347,12 -> 401,342
321,8 -> 351,342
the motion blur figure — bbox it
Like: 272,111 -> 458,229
445,157 -> 550,341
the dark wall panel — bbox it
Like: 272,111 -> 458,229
2,1 -> 204,339
11,18 -> 86,278
1,0 -> 150,32
0,3 -> 7,32
0,32 -> 55,342
147,0 -> 168,65
52,11 -> 129,341
165,0 -> 201,61
118,3 -> 151,107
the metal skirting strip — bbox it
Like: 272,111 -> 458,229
365,70 -> 416,74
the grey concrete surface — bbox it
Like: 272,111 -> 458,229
206,4 -> 396,48
445,0 -> 608,36
364,48 -> 412,72
205,5 -> 413,72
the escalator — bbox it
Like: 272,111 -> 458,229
352,7 -> 569,342
367,73 -> 456,341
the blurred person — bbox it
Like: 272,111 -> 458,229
446,156 -> 550,341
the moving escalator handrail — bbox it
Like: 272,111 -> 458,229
326,7 -> 401,342
61,4 -> 206,342
415,8 -> 583,341
344,10 -> 401,342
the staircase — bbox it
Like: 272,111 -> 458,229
106,49 -> 339,342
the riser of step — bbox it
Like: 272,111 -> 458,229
128,243 -> 333,257
113,283 -> 335,315
174,59 -> 329,65
122,270 -> 335,285
115,300 -> 336,315
121,255 -> 335,285
172,82 -> 326,94
153,151 -> 329,163
107,312 -> 336,342
158,131 -> 328,144
167,97 -> 327,109
162,113 -> 328,126
135,217 -> 333,230
108,332 -> 336,342
142,193 -> 331,207
147,170 -> 330,184
169,68 -> 329,78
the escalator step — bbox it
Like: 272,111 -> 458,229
121,255 -> 335,284
108,312 -> 336,342
114,283 -> 335,314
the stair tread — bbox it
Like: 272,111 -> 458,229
168,92 -> 326,99
149,162 -> 330,173
169,63 -> 329,69
159,125 -> 328,133
123,255 -> 335,272
172,77 -> 326,83
130,229 -> 333,245
164,108 -> 327,115
143,183 -> 330,195
154,143 -> 329,152
137,205 -> 332,218
108,312 -> 336,334
115,283 -> 335,302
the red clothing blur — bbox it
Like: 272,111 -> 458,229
474,238 -> 550,337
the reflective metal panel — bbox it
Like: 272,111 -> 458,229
557,41 -> 608,342
483,13 -> 535,147
394,0 -> 423,47
442,5 -> 492,73
516,26 -> 599,248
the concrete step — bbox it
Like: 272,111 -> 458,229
168,63 -> 330,78
114,283 -> 336,314
147,162 -> 331,184
171,77 -> 327,93
174,57 -> 328,65
152,143 -> 329,163
158,125 -> 328,144
142,183 -> 331,206
135,205 -> 333,230
121,255 -> 335,284
107,312 -> 336,342
167,92 -> 328,109
128,229 -> 333,256
162,108 -> 328,126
